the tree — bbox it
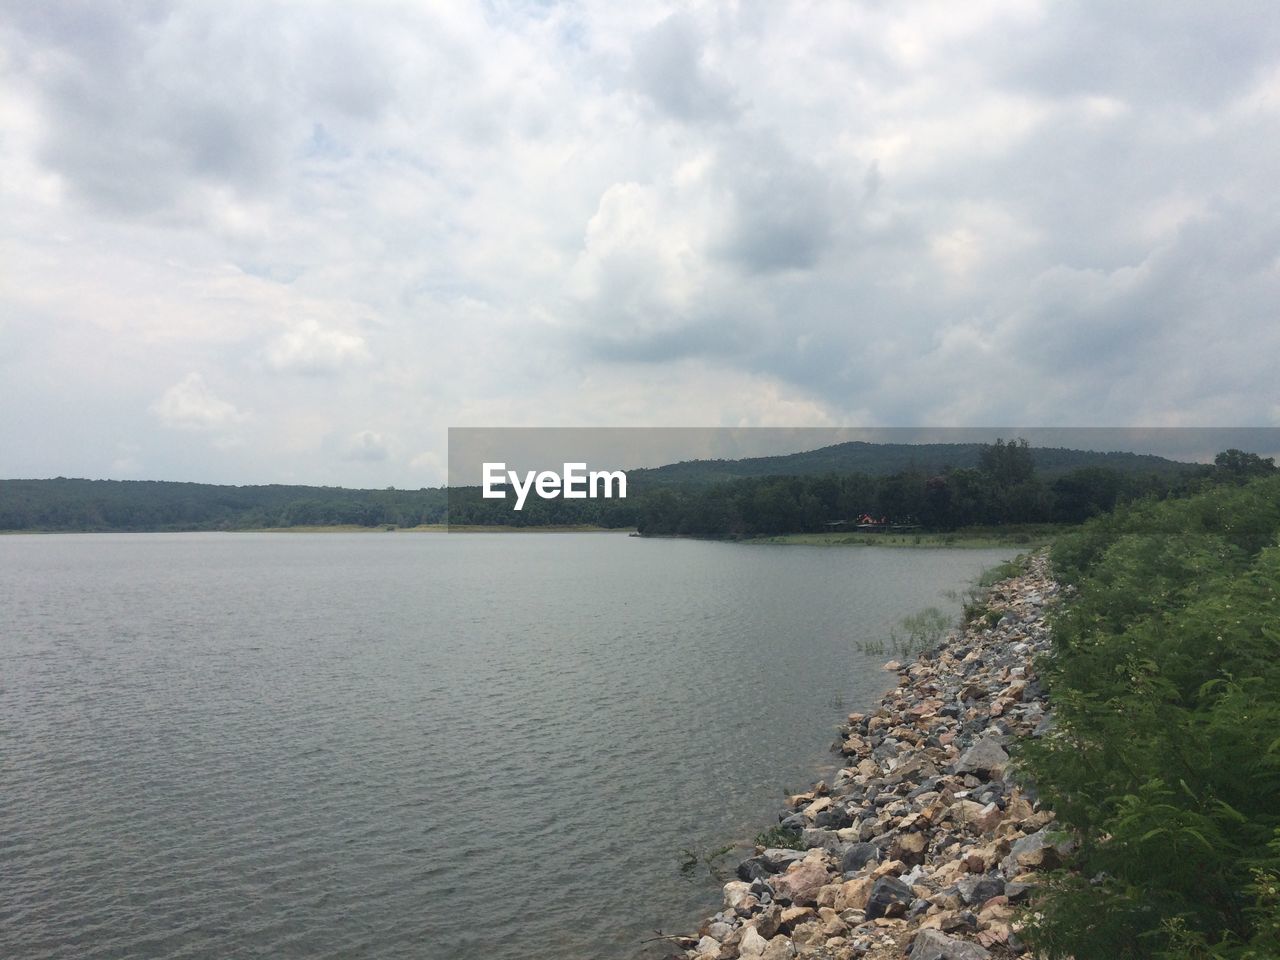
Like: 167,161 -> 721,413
1214,448 -> 1277,483
978,437 -> 1035,487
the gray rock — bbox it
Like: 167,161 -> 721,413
736,847 -> 806,882
911,929 -> 956,960
956,874 -> 1005,905
943,942 -> 992,960
814,805 -> 854,829
841,842 -> 880,873
864,875 -> 914,919
952,736 -> 1010,779
737,858 -> 773,882
1004,881 -> 1036,902
801,828 -> 844,854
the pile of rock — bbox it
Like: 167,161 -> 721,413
676,553 -> 1065,960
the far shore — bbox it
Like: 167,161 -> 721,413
2,525 -> 1063,545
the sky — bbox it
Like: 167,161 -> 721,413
2,1 -> 1279,487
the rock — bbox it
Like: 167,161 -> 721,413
755,904 -> 784,938
780,905 -> 815,926
864,876 -> 914,919
738,858 -> 774,882
739,925 -> 769,957
814,806 -> 855,830
841,842 -> 880,874
724,881 -> 753,911
911,929 -> 957,960
971,802 -> 1004,833
956,875 -> 1005,906
952,737 -> 1009,779
705,920 -> 733,940
678,555 -> 1063,959
943,942 -> 992,960
740,848 -> 808,880
891,831 -> 928,863
771,860 -> 831,907
760,936 -> 797,959
694,935 -> 721,955
1004,881 -> 1035,902
834,876 -> 874,911
1003,827 -> 1061,872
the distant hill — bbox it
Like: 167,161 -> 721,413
0,478 -> 449,532
627,441 -> 1199,486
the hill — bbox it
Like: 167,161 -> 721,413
628,441 -> 1198,485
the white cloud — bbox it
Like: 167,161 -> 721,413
151,373 -> 244,432
265,319 -> 369,375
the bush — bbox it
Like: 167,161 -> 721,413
755,825 -> 805,851
1020,475 -> 1280,959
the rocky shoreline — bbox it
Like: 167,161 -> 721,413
672,553 -> 1064,960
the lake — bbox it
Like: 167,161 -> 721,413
0,532 -> 1015,959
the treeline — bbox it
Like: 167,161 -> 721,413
1021,470 -> 1280,958
2,445 -> 1270,534
0,478 -> 449,531
633,440 -> 1244,537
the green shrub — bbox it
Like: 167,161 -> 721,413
755,825 -> 805,850
1021,475 -> 1280,959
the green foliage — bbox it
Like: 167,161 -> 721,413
1215,449 -> 1278,484
1021,474 -> 1280,959
854,637 -> 887,657
633,438 -> 1202,538
0,477 -> 452,531
889,606 -> 953,657
755,825 -> 806,851
979,558 -> 1025,587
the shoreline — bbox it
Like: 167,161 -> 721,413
0,524 -> 635,535
672,553 -> 1060,960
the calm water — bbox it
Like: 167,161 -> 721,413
0,533 -> 1014,960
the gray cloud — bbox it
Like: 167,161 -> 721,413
712,130 -> 837,273
342,430 -> 391,462
631,12 -> 738,122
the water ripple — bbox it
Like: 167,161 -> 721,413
0,532 -> 1013,960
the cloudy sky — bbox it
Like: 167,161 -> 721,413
2,1 -> 1279,486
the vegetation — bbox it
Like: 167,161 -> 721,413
0,478 -> 451,531
633,439 -> 1206,539
1020,468 -> 1280,959
0,442 -> 1251,536
754,825 -> 806,851
628,439 -> 1196,486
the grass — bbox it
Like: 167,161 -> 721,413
754,825 -> 806,850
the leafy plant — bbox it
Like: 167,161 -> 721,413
1018,474 -> 1280,959
888,606 -> 953,657
755,825 -> 805,850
